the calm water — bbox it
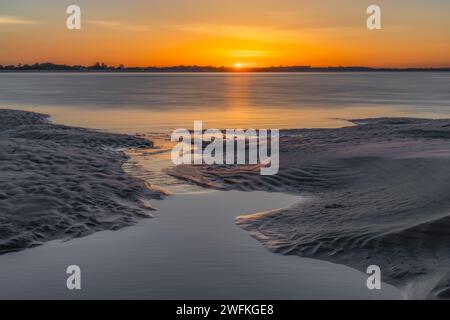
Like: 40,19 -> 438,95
1,72 -> 450,133
0,191 -> 400,299
3,72 -> 440,298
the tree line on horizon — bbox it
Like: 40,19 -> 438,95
0,62 -> 449,72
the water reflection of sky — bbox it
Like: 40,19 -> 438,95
1,72 -> 450,133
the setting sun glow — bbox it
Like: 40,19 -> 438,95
0,1 -> 449,67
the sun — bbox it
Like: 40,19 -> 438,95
234,63 -> 243,69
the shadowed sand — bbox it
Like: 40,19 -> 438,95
170,118 -> 450,299
0,109 -> 163,254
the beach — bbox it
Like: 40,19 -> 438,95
1,72 -> 450,299
0,184 -> 400,299
2,0 -> 450,307
172,118 -> 450,299
0,109 -> 162,254
0,109 -> 401,299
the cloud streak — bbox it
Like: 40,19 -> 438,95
88,20 -> 151,32
171,23 -> 307,44
0,16 -> 35,26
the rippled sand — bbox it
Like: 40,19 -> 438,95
171,118 -> 450,299
0,109 -> 163,254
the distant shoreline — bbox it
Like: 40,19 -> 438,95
1,63 -> 450,73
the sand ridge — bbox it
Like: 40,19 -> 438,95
0,109 -> 163,254
170,117 -> 450,299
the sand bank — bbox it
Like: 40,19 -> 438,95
170,118 -> 450,299
0,109 -> 162,254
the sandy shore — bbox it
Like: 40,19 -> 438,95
1,109 -> 445,299
0,190 -> 400,299
171,118 -> 450,299
0,109 -> 163,254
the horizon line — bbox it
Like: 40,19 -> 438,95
1,62 -> 450,72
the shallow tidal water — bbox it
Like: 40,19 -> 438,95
0,189 -> 400,299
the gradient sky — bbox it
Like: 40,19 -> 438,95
1,0 -> 449,67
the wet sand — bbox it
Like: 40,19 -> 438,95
171,118 -> 450,299
0,109 -> 160,254
0,109 -> 400,299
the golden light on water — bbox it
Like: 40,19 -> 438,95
25,105 -> 411,134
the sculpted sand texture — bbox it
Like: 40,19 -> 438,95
171,118 -> 450,299
0,109 -> 161,254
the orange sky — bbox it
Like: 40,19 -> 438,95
1,0 -> 449,67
